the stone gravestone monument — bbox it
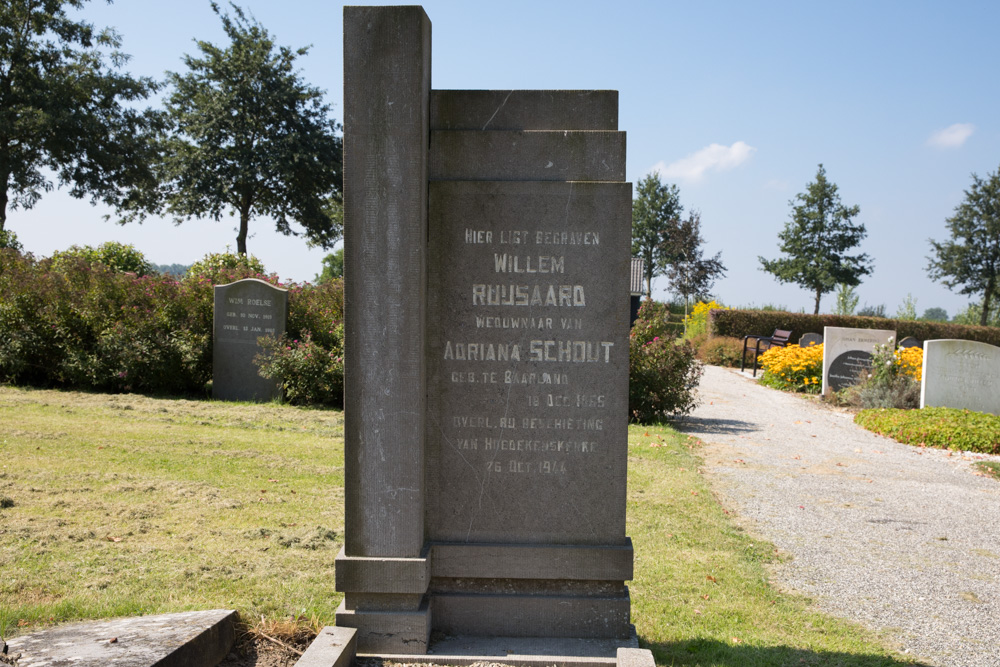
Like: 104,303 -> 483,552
822,326 -> 895,395
336,6 -> 644,663
213,278 -> 287,401
798,332 -> 823,347
921,339 -> 1000,415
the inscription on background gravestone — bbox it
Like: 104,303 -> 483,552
921,339 -> 1000,415
822,326 -> 895,394
213,278 -> 288,402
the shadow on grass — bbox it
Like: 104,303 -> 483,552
645,637 -> 930,666
674,416 -> 760,435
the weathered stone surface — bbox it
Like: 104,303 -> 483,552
335,601 -> 430,654
339,5 -> 432,654
921,339 -> 1000,415
334,548 -> 430,594
431,541 -> 633,580
342,4 -> 430,560
798,332 -> 823,347
432,593 -> 632,638
426,180 -> 631,545
294,626 -> 356,667
617,648 -> 656,667
5,610 -> 236,667
213,279 -> 287,402
822,326 -> 895,394
430,90 -> 618,131
429,130 -> 626,181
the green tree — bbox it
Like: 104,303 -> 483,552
663,211 -> 726,315
0,0 -> 161,231
631,173 -> 682,298
920,307 -> 948,322
142,3 -> 343,256
833,283 -> 859,315
315,247 -> 344,284
927,165 -> 1000,326
759,165 -> 873,314
895,293 -> 918,320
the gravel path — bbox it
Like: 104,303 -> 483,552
676,365 -> 1000,667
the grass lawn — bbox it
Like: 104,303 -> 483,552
0,386 -> 917,665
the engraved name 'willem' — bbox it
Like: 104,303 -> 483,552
444,340 -> 613,362
493,254 -> 564,273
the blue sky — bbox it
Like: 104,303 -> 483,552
9,0 -> 1000,317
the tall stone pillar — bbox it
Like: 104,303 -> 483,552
335,6 -> 432,653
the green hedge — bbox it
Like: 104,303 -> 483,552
708,309 -> 1000,347
0,248 -> 344,401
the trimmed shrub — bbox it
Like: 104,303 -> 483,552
698,336 -> 749,367
855,407 -> 1000,454
629,300 -> 702,422
709,308 -> 1000,348
255,330 -> 344,406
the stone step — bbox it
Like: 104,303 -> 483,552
429,130 -> 626,181
3,609 -> 237,667
431,90 -> 618,131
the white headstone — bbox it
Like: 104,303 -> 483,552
920,339 -> 1000,415
822,326 -> 896,395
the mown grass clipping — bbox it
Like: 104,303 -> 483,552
0,387 -> 917,665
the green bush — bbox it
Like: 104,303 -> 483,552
629,301 -> 702,422
255,330 -> 344,406
697,336 -> 749,367
855,407 -> 1000,454
50,241 -> 153,276
709,308 -> 1000,347
0,247 -> 347,404
0,229 -> 23,252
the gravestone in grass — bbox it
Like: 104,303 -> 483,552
822,326 -> 895,394
335,5 -> 641,661
212,278 -> 287,401
921,339 -> 1000,415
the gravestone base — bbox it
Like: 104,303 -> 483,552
357,632 -> 641,667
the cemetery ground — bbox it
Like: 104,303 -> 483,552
0,386 -> 923,666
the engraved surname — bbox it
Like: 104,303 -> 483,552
471,284 -> 585,307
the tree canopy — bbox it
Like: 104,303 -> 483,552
631,173 -> 682,298
927,164 -> 1000,326
663,211 -> 726,310
759,164 -> 872,314
315,247 -> 344,284
0,0 -> 160,231
138,2 -> 343,255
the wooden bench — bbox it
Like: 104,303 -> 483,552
741,329 -> 792,377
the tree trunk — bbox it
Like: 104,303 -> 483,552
982,277 -> 996,326
813,289 -> 822,315
0,173 -> 9,232
645,272 -> 652,299
237,197 -> 251,256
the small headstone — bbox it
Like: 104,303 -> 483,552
898,336 -> 922,349
822,326 -> 895,394
213,278 -> 288,401
921,339 -> 1000,415
799,332 -> 823,347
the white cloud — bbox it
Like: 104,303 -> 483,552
650,141 -> 755,183
927,123 -> 975,149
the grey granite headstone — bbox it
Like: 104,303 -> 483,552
921,339 -> 1000,415
336,4 -> 638,659
898,336 -> 922,349
798,332 -> 823,347
821,326 -> 895,395
212,278 -> 287,401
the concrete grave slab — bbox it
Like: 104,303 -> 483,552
4,609 -> 236,667
921,339 -> 1000,415
294,626 -> 356,667
822,326 -> 895,394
